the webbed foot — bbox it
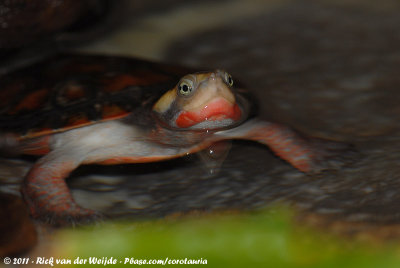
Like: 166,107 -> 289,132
21,152 -> 104,226
217,119 -> 360,173
21,185 -> 103,226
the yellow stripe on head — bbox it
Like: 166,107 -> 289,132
153,88 -> 177,113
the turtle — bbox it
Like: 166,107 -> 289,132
0,54 -> 349,225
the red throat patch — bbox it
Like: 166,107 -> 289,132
175,98 -> 241,128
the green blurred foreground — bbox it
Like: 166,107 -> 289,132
45,208 -> 400,267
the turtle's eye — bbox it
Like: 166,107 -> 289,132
224,72 -> 234,87
178,79 -> 193,96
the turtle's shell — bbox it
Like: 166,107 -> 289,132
0,54 -> 191,139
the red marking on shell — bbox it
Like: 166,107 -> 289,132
21,135 -> 51,155
23,128 -> 54,139
103,72 -> 171,92
101,104 -> 129,118
0,80 -> 25,109
64,113 -> 91,128
60,83 -> 86,101
9,88 -> 48,114
176,98 -> 241,128
103,74 -> 141,93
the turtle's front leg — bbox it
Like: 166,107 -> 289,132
217,119 -> 354,173
21,152 -> 99,226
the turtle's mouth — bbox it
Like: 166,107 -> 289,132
175,97 -> 242,129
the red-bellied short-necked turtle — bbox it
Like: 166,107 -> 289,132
0,54 -> 348,225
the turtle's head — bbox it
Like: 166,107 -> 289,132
153,70 -> 248,130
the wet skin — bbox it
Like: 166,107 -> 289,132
16,70 -> 341,225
